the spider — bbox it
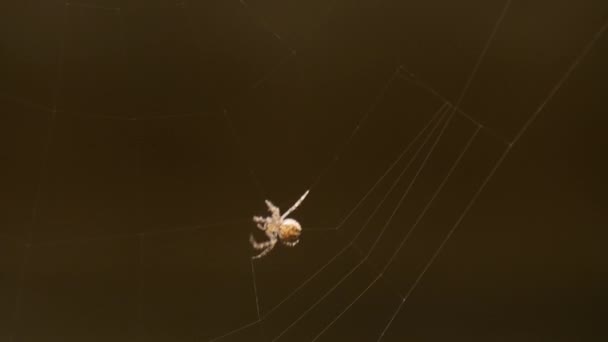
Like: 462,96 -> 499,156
249,190 -> 310,259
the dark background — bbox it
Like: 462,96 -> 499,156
1,0 -> 607,341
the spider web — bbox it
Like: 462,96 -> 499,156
1,0 -> 607,342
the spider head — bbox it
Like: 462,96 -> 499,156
279,218 -> 302,246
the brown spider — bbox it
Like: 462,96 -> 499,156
250,190 -> 309,259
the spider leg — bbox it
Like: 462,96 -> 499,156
251,239 -> 277,259
281,190 -> 310,220
253,216 -> 267,230
265,200 -> 281,222
249,234 -> 271,250
282,240 -> 299,247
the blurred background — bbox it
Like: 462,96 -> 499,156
1,0 -> 606,341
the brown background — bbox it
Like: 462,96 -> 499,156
1,0 -> 607,341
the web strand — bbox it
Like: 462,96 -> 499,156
209,101 -> 448,341
250,259 -> 262,320
268,0 -> 512,339
3,1 -> 601,341
376,12 -> 608,342
268,105 -> 457,342
208,319 -> 261,342
260,103 -> 448,318
308,124 -> 481,341
241,65 -> 429,339
249,259 -> 270,341
396,68 -> 510,146
178,0 -> 291,201
274,118 -> 480,342
332,102 -> 448,231
361,109 -> 459,259
238,0 -> 293,55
